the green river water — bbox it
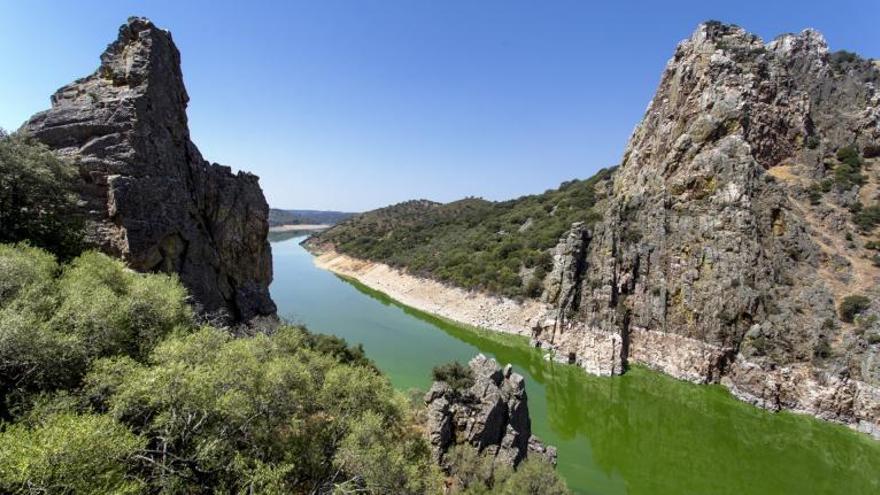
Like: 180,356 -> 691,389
270,234 -> 880,494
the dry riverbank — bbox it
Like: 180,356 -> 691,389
311,250 -> 550,337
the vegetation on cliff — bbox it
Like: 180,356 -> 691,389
310,170 -> 614,298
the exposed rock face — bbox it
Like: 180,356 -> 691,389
21,18 -> 275,323
424,354 -> 556,468
533,22 -> 880,436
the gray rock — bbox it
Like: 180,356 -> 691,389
531,22 -> 880,435
20,17 -> 275,323
423,354 -> 556,469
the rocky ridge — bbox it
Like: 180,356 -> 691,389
533,22 -> 880,436
21,17 -> 275,323
424,354 -> 557,468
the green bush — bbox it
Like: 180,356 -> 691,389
0,133 -> 83,259
853,204 -> 880,232
836,145 -> 862,168
52,251 -> 192,360
839,295 -> 871,323
84,326 -> 439,493
432,361 -> 475,392
0,244 -> 193,416
446,446 -> 570,495
0,412 -> 144,495
805,135 -> 820,149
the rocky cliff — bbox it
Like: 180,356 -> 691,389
21,18 -> 275,323
424,355 -> 556,468
534,22 -> 880,436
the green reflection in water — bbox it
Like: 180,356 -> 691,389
271,236 -> 880,495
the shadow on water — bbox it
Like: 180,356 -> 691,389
273,236 -> 880,495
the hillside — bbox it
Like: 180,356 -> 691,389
310,22 -> 880,436
268,208 -> 356,227
307,171 -> 614,298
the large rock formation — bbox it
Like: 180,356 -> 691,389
424,354 -> 557,468
533,22 -> 880,436
21,17 -> 275,323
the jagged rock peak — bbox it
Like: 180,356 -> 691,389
532,21 -> 880,437
22,17 -> 276,324
424,354 -> 557,469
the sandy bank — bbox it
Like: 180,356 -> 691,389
312,250 -> 550,337
269,224 -> 330,232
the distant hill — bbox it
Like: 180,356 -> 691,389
306,172 -> 613,298
268,209 -> 356,227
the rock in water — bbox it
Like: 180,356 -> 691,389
21,17 -> 275,323
424,354 -> 557,468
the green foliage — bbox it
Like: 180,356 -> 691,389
836,145 -> 862,168
316,170 -> 613,297
432,361 -> 474,391
805,135 -> 820,150
0,244 -> 192,417
302,330 -> 374,369
447,446 -> 570,495
839,295 -> 871,323
84,326 -> 439,493
333,411 -> 439,494
853,204 -> 880,232
0,412 -> 144,495
0,133 -> 84,258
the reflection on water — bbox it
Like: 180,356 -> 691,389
271,236 -> 880,495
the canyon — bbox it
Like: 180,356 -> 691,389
311,22 -> 880,437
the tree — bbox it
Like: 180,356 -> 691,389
0,133 -> 84,258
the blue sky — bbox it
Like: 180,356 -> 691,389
1,1 -> 878,211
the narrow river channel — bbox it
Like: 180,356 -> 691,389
270,234 -> 880,495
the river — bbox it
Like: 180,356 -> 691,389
270,234 -> 880,495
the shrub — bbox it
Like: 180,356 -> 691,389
864,144 -> 880,159
805,135 -> 820,149
807,184 -> 824,205
836,145 -> 862,168
0,244 -> 193,417
839,295 -> 871,323
52,251 -> 192,360
84,326 -> 438,493
446,446 -> 570,495
833,162 -> 866,190
853,205 -> 880,232
0,134 -> 83,259
0,412 -> 144,495
432,361 -> 474,392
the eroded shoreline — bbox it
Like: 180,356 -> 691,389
309,247 -> 880,440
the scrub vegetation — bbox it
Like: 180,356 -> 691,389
0,244 -> 441,494
313,169 -> 615,298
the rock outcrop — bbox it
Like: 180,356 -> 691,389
21,17 -> 275,323
424,354 -> 556,468
533,22 -> 880,436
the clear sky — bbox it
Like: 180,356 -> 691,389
1,1 -> 878,211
